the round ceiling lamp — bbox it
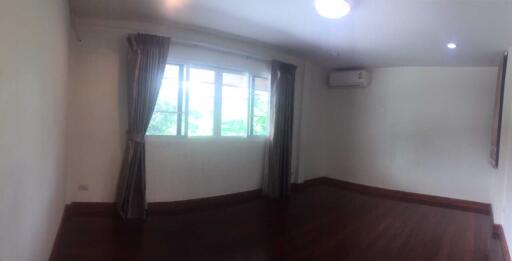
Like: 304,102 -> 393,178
447,42 -> 457,49
315,0 -> 351,19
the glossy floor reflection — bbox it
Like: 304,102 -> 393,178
51,185 -> 504,261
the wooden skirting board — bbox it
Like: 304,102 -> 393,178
302,177 -> 509,261
148,189 -> 262,215
63,189 -> 263,217
49,205 -> 69,261
302,177 -> 492,215
52,176 -> 510,260
494,224 -> 511,261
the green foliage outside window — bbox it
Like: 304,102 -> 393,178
222,120 -> 246,136
147,101 -> 177,135
147,65 -> 270,137
252,92 -> 269,135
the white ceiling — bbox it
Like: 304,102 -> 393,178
69,0 -> 512,68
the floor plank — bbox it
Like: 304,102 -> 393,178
51,186 -> 504,261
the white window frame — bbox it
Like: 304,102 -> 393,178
250,76 -> 272,137
148,63 -> 270,138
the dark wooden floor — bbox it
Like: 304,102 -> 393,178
51,185 -> 504,261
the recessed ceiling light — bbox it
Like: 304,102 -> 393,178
447,43 -> 457,49
315,0 -> 351,19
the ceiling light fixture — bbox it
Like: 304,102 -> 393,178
315,0 -> 351,19
447,43 -> 457,49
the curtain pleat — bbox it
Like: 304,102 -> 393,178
116,33 -> 170,219
263,60 -> 297,198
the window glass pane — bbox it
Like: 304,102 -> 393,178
188,67 -> 215,136
221,73 -> 248,137
147,65 -> 180,135
252,77 -> 270,136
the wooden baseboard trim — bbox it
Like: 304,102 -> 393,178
66,178 -> 491,217
67,202 -> 117,216
49,204 -> 70,261
302,177 -> 492,215
52,179 -> 501,259
148,189 -> 262,215
65,189 -> 263,218
493,224 -> 511,261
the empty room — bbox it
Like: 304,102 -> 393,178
4,0 -> 512,260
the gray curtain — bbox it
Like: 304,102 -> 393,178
116,33 -> 170,219
490,52 -> 508,168
263,60 -> 298,198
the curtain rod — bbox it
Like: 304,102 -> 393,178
171,38 -> 272,63
71,19 -> 274,63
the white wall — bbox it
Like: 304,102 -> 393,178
65,18 -> 315,203
297,64 -> 331,180
307,67 -> 498,203
0,0 -> 70,260
65,18 -> 500,224
146,137 -> 266,202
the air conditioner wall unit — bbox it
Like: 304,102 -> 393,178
329,70 -> 371,88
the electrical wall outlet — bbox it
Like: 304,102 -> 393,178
78,184 -> 89,192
